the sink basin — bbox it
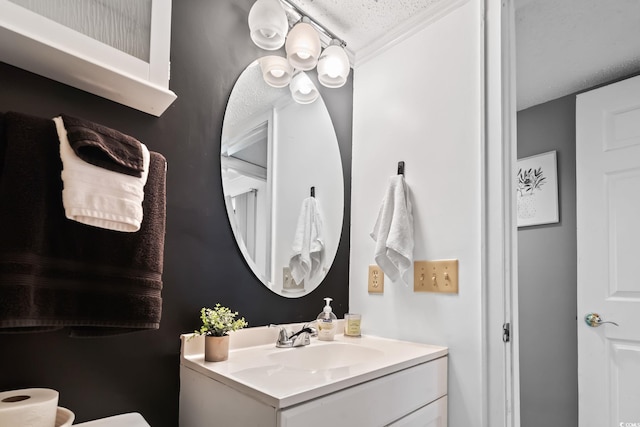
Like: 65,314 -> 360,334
180,326 -> 448,409
268,342 -> 383,371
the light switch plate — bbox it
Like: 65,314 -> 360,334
414,259 -> 458,293
368,265 -> 384,293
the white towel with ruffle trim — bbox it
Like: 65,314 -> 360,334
53,116 -> 150,232
370,175 -> 414,285
289,197 -> 325,285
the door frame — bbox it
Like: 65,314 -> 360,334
484,0 -> 520,426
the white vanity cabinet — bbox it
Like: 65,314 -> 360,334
0,0 -> 176,116
179,331 -> 448,427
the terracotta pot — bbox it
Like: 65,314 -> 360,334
204,335 -> 229,362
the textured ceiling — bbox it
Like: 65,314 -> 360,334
515,0 -> 640,110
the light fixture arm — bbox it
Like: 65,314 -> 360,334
278,0 -> 347,48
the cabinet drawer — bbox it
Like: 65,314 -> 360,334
388,395 -> 447,427
278,356 -> 447,427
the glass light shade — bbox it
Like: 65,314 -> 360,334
285,22 -> 321,70
289,72 -> 319,104
317,44 -> 350,88
248,0 -> 288,50
259,55 -> 293,88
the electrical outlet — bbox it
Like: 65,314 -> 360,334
368,265 -> 384,293
282,267 -> 304,293
414,259 -> 458,293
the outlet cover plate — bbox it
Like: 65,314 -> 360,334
368,265 -> 384,293
414,259 -> 458,293
283,267 -> 304,293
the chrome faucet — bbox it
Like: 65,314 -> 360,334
273,322 -> 317,348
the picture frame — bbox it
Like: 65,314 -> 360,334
516,150 -> 559,227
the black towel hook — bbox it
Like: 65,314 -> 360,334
310,186 -> 315,197
397,161 -> 405,175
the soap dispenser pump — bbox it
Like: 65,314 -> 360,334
317,297 -> 337,341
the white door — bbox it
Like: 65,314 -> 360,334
576,74 -> 640,426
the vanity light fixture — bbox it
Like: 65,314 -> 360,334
285,19 -> 321,71
248,0 -> 289,50
248,0 -> 351,101
259,55 -> 294,88
289,71 -> 319,104
316,40 -> 350,88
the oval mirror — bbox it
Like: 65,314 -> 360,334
221,60 -> 344,297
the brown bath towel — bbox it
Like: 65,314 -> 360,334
61,113 -> 144,177
0,112 -> 166,336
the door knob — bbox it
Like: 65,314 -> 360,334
584,313 -> 619,327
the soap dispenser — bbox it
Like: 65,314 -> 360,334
317,297 -> 337,341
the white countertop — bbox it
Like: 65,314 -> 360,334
180,326 -> 448,409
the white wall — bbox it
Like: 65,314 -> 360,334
350,1 -> 483,425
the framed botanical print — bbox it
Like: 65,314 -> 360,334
516,150 -> 559,227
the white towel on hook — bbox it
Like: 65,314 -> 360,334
289,196 -> 325,285
370,175 -> 414,284
54,117 -> 150,232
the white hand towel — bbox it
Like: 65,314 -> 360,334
289,197 -> 325,285
370,175 -> 414,284
53,117 -> 150,232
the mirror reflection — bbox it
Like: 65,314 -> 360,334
221,60 -> 344,297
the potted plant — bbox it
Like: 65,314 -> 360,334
194,304 -> 248,362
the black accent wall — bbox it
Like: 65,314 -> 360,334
0,1 -> 352,425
